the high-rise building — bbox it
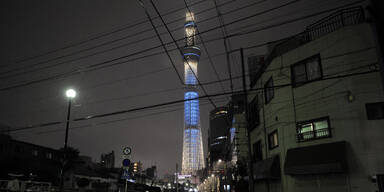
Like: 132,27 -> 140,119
208,107 -> 230,167
181,12 -> 205,176
100,150 -> 115,169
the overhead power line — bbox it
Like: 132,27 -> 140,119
0,0 -> 365,91
4,67 -> 378,133
0,0 -> 266,79
0,0 -> 242,78
35,97 -> 230,135
6,0 -> 208,66
139,0 -> 184,85
148,0 -> 218,108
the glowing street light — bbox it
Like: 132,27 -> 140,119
60,88 -> 77,192
65,89 -> 76,98
64,88 -> 77,148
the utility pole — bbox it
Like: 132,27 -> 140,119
368,0 -> 384,91
176,163 -> 179,192
240,48 -> 254,192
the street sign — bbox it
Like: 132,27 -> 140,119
123,147 -> 131,155
122,158 -> 131,167
121,169 -> 130,180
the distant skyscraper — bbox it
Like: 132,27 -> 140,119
100,150 -> 115,168
181,12 -> 205,175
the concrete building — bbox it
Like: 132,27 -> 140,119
208,106 -> 230,167
246,7 -> 384,192
100,151 -> 115,169
0,134 -> 61,183
228,94 -> 249,167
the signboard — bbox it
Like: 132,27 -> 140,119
121,169 -> 130,180
123,147 -> 131,155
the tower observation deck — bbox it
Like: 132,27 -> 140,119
181,12 -> 205,176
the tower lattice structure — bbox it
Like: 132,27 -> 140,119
181,12 -> 205,176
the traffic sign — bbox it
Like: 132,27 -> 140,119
122,158 -> 131,167
121,169 -> 130,179
123,147 -> 131,155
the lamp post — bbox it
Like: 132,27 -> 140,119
60,88 -> 76,192
64,89 -> 76,149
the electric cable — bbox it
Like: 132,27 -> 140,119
0,0 -> 279,79
0,0 -> 243,78
4,66 -> 378,133
5,0 -> 209,66
0,0 -> 365,92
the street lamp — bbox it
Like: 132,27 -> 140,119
64,89 -> 76,149
60,88 -> 76,192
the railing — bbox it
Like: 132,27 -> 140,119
305,6 -> 365,41
296,128 -> 331,142
266,6 -> 365,63
0,180 -> 51,192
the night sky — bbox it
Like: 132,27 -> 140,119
0,0 -> 358,177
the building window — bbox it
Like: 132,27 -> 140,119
32,150 -> 38,157
248,56 -> 265,88
291,54 -> 322,86
366,102 -> 384,120
46,152 -> 53,159
253,140 -> 263,162
296,117 -> 331,142
268,130 -> 279,149
248,96 -> 259,130
264,77 -> 274,104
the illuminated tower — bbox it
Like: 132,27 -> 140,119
181,12 -> 205,175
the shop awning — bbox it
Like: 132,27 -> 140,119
284,141 -> 347,175
253,155 -> 280,180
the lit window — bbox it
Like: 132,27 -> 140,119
291,54 -> 322,86
32,150 -> 38,156
297,117 -> 331,142
264,77 -> 274,104
46,152 -> 53,159
268,130 -> 278,149
215,110 -> 227,115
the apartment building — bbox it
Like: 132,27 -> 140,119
247,7 -> 384,192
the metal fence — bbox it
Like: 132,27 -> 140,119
0,180 -> 51,192
305,6 -> 365,41
296,128 -> 331,142
267,6 -> 365,62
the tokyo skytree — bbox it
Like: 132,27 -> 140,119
181,11 -> 205,175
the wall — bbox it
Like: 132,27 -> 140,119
248,23 -> 384,192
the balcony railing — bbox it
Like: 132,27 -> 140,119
265,6 -> 365,64
296,128 -> 331,142
305,6 -> 365,41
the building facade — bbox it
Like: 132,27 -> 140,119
0,134 -> 61,183
246,7 -> 384,192
208,106 -> 230,166
100,150 -> 115,169
181,12 -> 205,176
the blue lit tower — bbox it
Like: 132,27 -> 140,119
181,12 -> 205,175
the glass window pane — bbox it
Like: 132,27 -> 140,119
273,133 -> 278,146
314,119 -> 329,137
306,58 -> 321,80
300,123 -> 313,133
314,120 -> 328,130
293,64 -> 306,83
